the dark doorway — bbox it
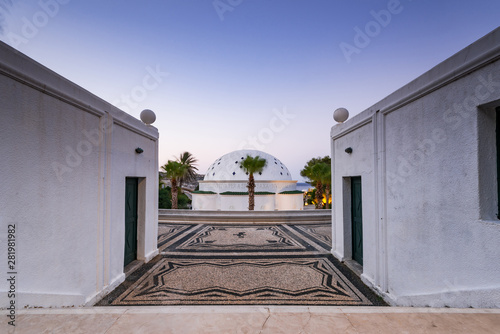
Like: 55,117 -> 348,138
124,177 -> 138,266
351,176 -> 363,265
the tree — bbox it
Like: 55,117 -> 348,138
303,163 -> 328,209
300,156 -> 331,209
161,160 -> 187,209
159,171 -> 167,189
241,155 -> 267,211
158,186 -> 172,209
320,166 -> 332,209
176,151 -> 198,190
158,186 -> 191,209
300,156 -> 331,173
314,162 -> 331,209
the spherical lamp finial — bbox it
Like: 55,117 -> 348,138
333,107 -> 349,123
140,109 -> 156,125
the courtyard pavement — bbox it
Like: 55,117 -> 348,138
97,223 -> 383,306
2,222 -> 499,333
3,305 -> 500,333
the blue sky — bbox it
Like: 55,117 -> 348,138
1,0 -> 499,181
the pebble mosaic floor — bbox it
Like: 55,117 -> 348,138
99,223 -> 385,306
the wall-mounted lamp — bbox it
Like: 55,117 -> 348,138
345,147 -> 353,154
135,147 -> 144,154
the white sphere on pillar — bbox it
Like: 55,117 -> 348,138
140,109 -> 156,125
333,108 -> 349,123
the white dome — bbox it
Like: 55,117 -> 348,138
204,150 -> 293,181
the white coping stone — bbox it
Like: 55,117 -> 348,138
6,306 -> 500,315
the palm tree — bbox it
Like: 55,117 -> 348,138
241,155 -> 267,211
300,159 -> 331,209
324,171 -> 332,209
158,171 -> 165,189
176,151 -> 198,190
317,163 -> 332,209
300,156 -> 331,174
161,160 -> 187,209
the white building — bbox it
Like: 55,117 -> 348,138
330,27 -> 500,308
0,42 -> 159,308
192,150 -> 304,211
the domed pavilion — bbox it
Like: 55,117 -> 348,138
192,150 -> 304,211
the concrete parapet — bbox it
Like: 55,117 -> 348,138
158,209 -> 331,225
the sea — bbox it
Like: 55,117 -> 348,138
296,182 -> 313,192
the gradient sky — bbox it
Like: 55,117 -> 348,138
1,0 -> 499,181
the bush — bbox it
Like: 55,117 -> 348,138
159,187 -> 172,209
159,187 -> 191,209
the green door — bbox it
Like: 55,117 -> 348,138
351,177 -> 363,265
124,178 -> 138,266
496,107 -> 500,219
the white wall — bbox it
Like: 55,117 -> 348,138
331,121 -> 376,281
107,124 -> 159,291
276,194 -> 304,211
193,193 -> 304,211
195,180 -> 301,211
191,194 -> 218,210
0,42 -> 159,308
220,195 -> 275,211
330,28 -> 500,308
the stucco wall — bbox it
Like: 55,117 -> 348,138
107,123 -> 159,289
383,63 -> 500,307
0,42 -> 159,308
330,28 -> 500,308
191,194 -> 218,210
193,192 -> 303,211
276,194 -> 304,211
331,121 -> 377,281
220,195 -> 276,211
195,180 -> 301,211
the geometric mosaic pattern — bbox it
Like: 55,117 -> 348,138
102,222 -> 379,306
111,256 -> 372,306
178,226 -> 305,250
292,224 -> 332,248
158,223 -> 332,256
157,224 -> 194,252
